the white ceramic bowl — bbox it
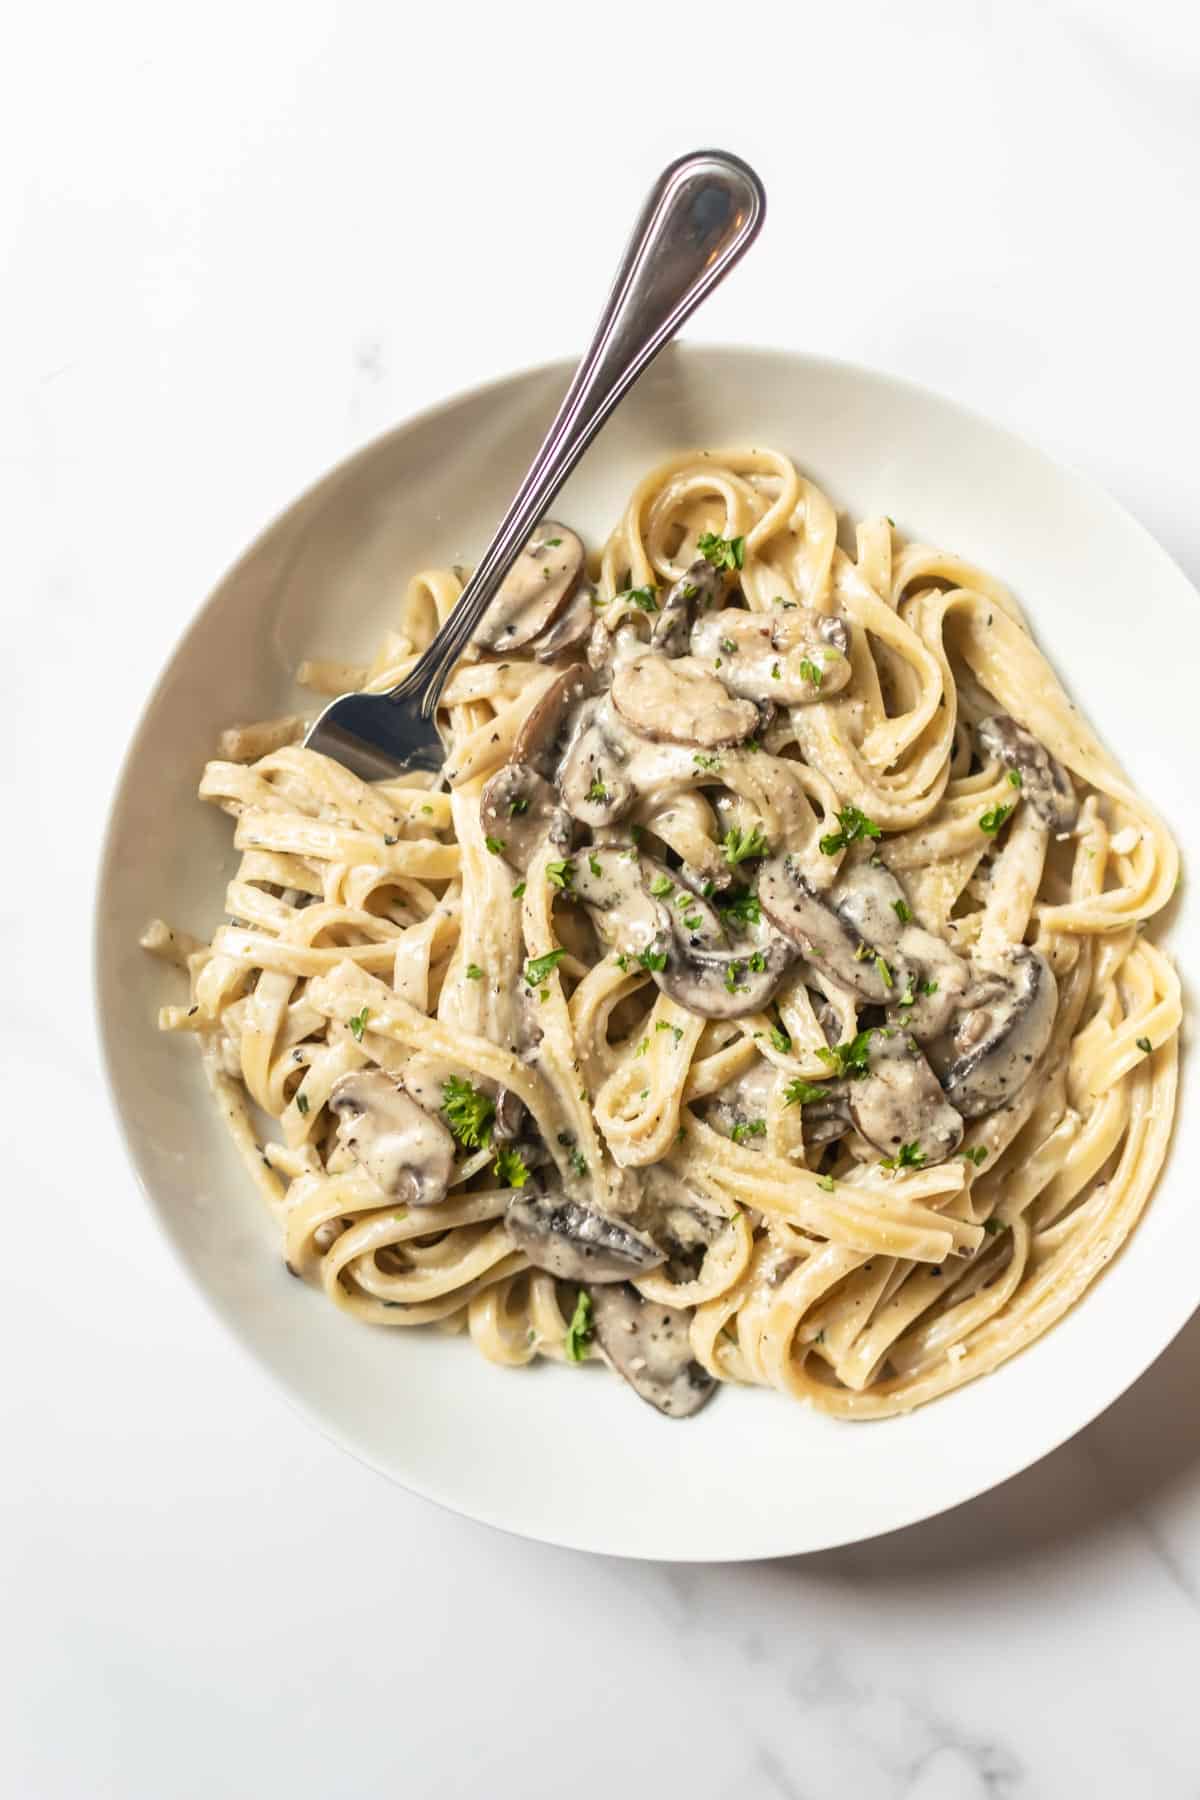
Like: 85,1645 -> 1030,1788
95,346 -> 1194,1560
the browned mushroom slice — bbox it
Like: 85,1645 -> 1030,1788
691,606 -> 853,705
658,928 -> 794,1021
479,763 -> 571,871
589,1284 -> 717,1417
826,858 -> 970,1037
758,855 -> 894,1002
526,583 -> 596,661
845,1034 -> 964,1165
473,523 -> 586,653
938,947 -> 1058,1118
650,557 -> 726,656
976,715 -> 1078,833
328,1070 -> 457,1204
506,1190 -> 664,1282
556,709 -> 637,826
611,653 -> 761,748
512,662 -> 596,777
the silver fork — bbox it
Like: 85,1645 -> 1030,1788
304,148 -> 766,781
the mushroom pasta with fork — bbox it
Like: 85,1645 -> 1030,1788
143,447 -> 1181,1419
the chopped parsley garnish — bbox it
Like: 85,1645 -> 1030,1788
348,1007 -> 370,1042
880,1141 -> 926,1171
613,953 -> 630,972
816,1029 -> 875,1079
618,585 -> 658,612
649,874 -> 675,898
441,1076 -> 495,1149
817,1175 -> 836,1193
701,880 -> 716,898
724,961 -> 744,994
510,796 -> 530,815
722,823 -> 769,866
493,1145 -> 530,1188
586,777 -> 609,804
693,752 -> 722,771
771,662 -> 781,680
542,537 -> 562,547
682,914 -> 702,930
588,854 -> 602,877
874,954 -> 893,989
697,531 -> 746,572
784,1078 -> 829,1106
892,898 -> 913,924
656,1021 -> 684,1045
564,1290 -> 594,1363
523,949 -> 566,987
798,658 -> 822,688
918,978 -> 939,996
962,1146 -> 989,1167
484,835 -> 505,855
1136,1036 -> 1153,1054
769,1022 -> 792,1055
465,963 -> 483,981
819,805 -> 882,856
730,1118 -> 766,1144
637,947 -> 667,973
748,950 -> 767,973
720,636 -> 738,655
719,887 -> 761,926
511,881 -> 526,899
545,859 -> 574,890
295,1091 -> 310,1116
568,1147 -> 588,1177
635,1036 -> 649,1057
983,1216 -> 1007,1235
979,804 -> 1013,835
1008,768 -> 1023,788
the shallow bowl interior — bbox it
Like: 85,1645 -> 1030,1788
96,344 -> 1194,1560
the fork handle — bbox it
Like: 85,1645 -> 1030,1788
390,148 -> 766,721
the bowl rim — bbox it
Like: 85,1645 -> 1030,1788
92,340 -> 1194,1560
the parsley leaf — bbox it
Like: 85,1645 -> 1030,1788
892,898 -> 913,924
637,947 -> 667,973
879,1141 -> 926,1171
697,531 -> 746,572
730,1118 -> 766,1144
649,874 -> 675,898
724,961 -> 744,994
545,859 -> 574,890
748,950 -> 767,973
484,835 -> 506,855
465,963 -> 483,981
617,585 -> 658,612
295,1091 -> 309,1116
817,1175 -> 836,1193
588,854 -> 602,877
510,796 -> 530,816
493,1144 -> 530,1188
348,1007 -> 370,1042
769,1023 -> 792,1054
564,1290 -> 594,1362
586,777 -> 609,804
1007,768 -> 1023,788
979,803 -> 1013,835
441,1076 -> 495,1149
656,1020 -> 684,1045
718,886 -> 761,926
1136,1036 -> 1152,1054
524,949 -> 566,986
784,1077 -> 830,1105
874,953 -> 893,989
819,805 -> 882,856
962,1146 -> 989,1167
511,881 -> 526,899
693,752 -> 722,772
798,657 -> 822,688
722,823 -> 769,866
815,1029 -> 875,1079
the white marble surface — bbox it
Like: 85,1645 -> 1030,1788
4,2 -> 1200,1794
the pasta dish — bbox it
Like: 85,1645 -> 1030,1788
143,447 -> 1181,1420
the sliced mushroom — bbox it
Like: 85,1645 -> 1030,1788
506,1189 -> 665,1282
690,606 -> 853,705
976,715 -> 1078,832
527,582 -> 596,661
650,557 -> 726,656
611,653 -> 762,748
658,927 -> 795,1021
571,844 -> 672,955
473,523 -> 585,653
512,662 -> 596,778
493,1086 -> 528,1141
589,1283 -> 717,1417
845,1033 -> 964,1164
556,703 -> 638,825
479,763 -> 570,871
759,855 -> 893,1002
328,1070 -> 457,1205
938,946 -> 1058,1118
827,858 -> 971,1037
